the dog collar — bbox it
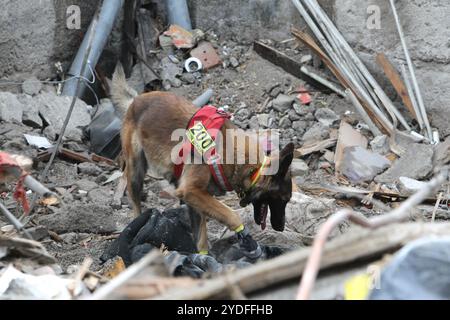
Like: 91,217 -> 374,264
249,155 -> 270,189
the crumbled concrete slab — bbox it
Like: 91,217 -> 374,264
433,136 -> 450,168
257,113 -> 271,128
75,179 -> 99,192
291,159 -> 309,177
0,91 -> 23,123
36,91 -> 91,134
77,162 -> 103,176
38,204 -> 123,234
21,76 -> 42,95
272,94 -> 295,113
302,122 -> 330,144
16,94 -> 43,128
341,146 -> 391,183
370,135 -> 390,155
315,107 -> 339,127
87,188 -> 113,206
398,177 -> 428,196
375,143 -> 434,184
160,57 -> 183,89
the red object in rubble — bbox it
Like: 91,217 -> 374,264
0,151 -> 30,214
297,86 -> 312,105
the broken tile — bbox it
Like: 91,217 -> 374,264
340,146 -> 391,183
190,41 -> 221,70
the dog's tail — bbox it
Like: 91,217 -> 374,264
110,62 -> 138,118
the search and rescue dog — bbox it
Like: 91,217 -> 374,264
111,63 -> 294,258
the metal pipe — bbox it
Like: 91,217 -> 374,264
305,0 -> 409,131
165,0 -> 192,30
301,66 -> 346,97
192,89 -> 214,107
400,64 -> 424,130
23,176 -> 58,202
0,202 -> 32,239
63,0 -> 125,97
389,0 -> 432,141
346,89 -> 382,137
291,0 -> 394,132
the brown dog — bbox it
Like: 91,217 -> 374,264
111,64 -> 294,258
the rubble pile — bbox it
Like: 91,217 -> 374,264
1,0 -> 450,301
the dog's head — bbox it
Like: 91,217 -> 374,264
239,143 -> 294,231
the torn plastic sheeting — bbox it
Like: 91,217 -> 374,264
100,206 -> 198,267
101,206 -> 287,278
370,237 -> 450,300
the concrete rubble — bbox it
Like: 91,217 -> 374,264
0,0 -> 449,301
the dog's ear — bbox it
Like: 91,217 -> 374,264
276,143 -> 294,179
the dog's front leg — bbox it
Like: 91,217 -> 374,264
197,214 -> 208,254
176,165 -> 262,259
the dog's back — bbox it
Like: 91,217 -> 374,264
111,64 -> 198,212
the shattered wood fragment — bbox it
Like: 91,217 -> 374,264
253,40 -> 331,92
37,147 -> 116,167
294,138 -> 337,157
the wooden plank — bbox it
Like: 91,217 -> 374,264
376,53 -> 418,120
151,222 -> 450,300
253,40 -> 331,92
294,138 -> 337,157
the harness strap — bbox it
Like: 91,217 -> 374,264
174,106 -> 233,192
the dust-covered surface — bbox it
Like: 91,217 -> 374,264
1,0 -> 450,300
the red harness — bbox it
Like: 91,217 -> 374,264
173,106 -> 233,191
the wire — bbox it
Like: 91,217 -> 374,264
0,62 -> 96,87
0,62 -> 100,112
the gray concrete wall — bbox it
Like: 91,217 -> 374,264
0,0 -> 448,136
334,0 -> 450,137
0,0 -> 122,79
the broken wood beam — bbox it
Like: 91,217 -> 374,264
37,147 -> 116,167
375,53 -> 418,121
151,222 -> 450,300
294,138 -> 337,157
253,40 -> 331,92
